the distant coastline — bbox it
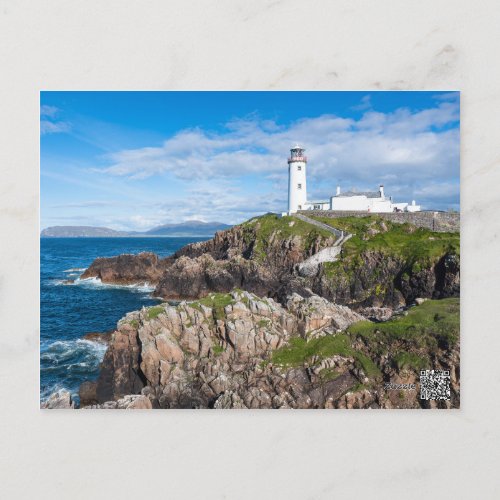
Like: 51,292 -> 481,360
41,234 -> 225,238
40,220 -> 232,238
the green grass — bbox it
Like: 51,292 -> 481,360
393,352 -> 429,371
318,367 -> 340,381
129,319 -> 139,328
189,293 -> 236,321
257,319 -> 271,328
147,306 -> 165,319
348,298 -> 460,349
269,298 -> 458,381
271,335 -> 351,366
188,302 -> 203,313
212,344 -> 225,356
313,215 -> 383,235
270,334 -> 382,380
312,215 -> 459,267
315,216 -> 459,303
347,382 -> 366,394
240,213 -> 334,261
197,293 -> 235,309
233,288 -> 250,306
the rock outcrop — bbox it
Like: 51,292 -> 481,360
80,214 -> 460,310
83,291 -> 371,409
80,252 -> 171,285
41,390 -> 75,409
82,395 -> 152,409
65,214 -> 461,410
81,215 -> 335,300
312,250 -> 460,308
78,291 -> 460,410
286,293 -> 365,336
82,331 -> 113,343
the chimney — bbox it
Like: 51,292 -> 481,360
379,184 -> 384,198
336,186 -> 340,195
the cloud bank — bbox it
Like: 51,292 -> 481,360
42,96 -> 460,230
96,99 -> 459,215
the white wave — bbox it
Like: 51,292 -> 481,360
63,267 -> 86,273
41,338 -> 108,363
73,276 -> 155,292
49,279 -> 74,286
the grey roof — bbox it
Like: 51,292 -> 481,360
334,191 -> 381,198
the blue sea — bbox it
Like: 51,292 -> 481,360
40,236 -> 205,404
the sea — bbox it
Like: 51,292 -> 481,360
40,236 -> 205,404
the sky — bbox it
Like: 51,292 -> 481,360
40,91 -> 460,230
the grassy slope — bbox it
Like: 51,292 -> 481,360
270,298 -> 459,375
271,334 -> 382,379
240,214 -> 334,261
313,216 -> 459,273
348,297 -> 460,349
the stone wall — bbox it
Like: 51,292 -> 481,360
298,210 -> 460,232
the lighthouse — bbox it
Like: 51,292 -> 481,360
287,145 -> 307,213
283,145 -> 421,214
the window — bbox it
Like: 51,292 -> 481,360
297,165 -> 301,171
298,183 -> 302,189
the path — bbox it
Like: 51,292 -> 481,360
293,213 -> 353,277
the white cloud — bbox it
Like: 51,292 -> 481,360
351,94 -> 372,111
54,99 -> 459,225
432,92 -> 459,102
40,105 -> 71,135
40,105 -> 59,117
41,120 -> 71,135
98,101 -> 458,187
50,200 -> 116,209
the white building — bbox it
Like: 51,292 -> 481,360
286,145 -> 421,214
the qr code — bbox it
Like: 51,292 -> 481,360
420,370 -> 451,401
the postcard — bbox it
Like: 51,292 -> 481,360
40,91 -> 460,409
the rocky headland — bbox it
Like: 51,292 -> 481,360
81,214 -> 460,308
46,213 -> 460,409
65,290 -> 459,410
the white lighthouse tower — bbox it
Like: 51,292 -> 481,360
287,145 -> 307,213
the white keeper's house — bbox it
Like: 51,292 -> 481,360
285,145 -> 421,214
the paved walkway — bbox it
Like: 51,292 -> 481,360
293,213 -> 352,277
293,213 -> 345,240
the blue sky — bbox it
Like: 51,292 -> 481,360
40,91 -> 460,230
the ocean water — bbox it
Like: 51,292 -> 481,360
40,236 -> 205,404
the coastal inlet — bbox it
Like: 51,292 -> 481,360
40,236 -> 205,404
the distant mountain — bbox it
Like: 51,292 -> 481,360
145,220 -> 231,236
41,226 -> 129,238
41,221 -> 232,238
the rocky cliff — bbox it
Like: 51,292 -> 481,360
77,291 -> 459,409
307,216 -> 460,308
81,214 -> 336,300
68,214 -> 461,410
80,214 -> 460,309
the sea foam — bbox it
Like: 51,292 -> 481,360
40,339 -> 108,402
72,276 -> 155,292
